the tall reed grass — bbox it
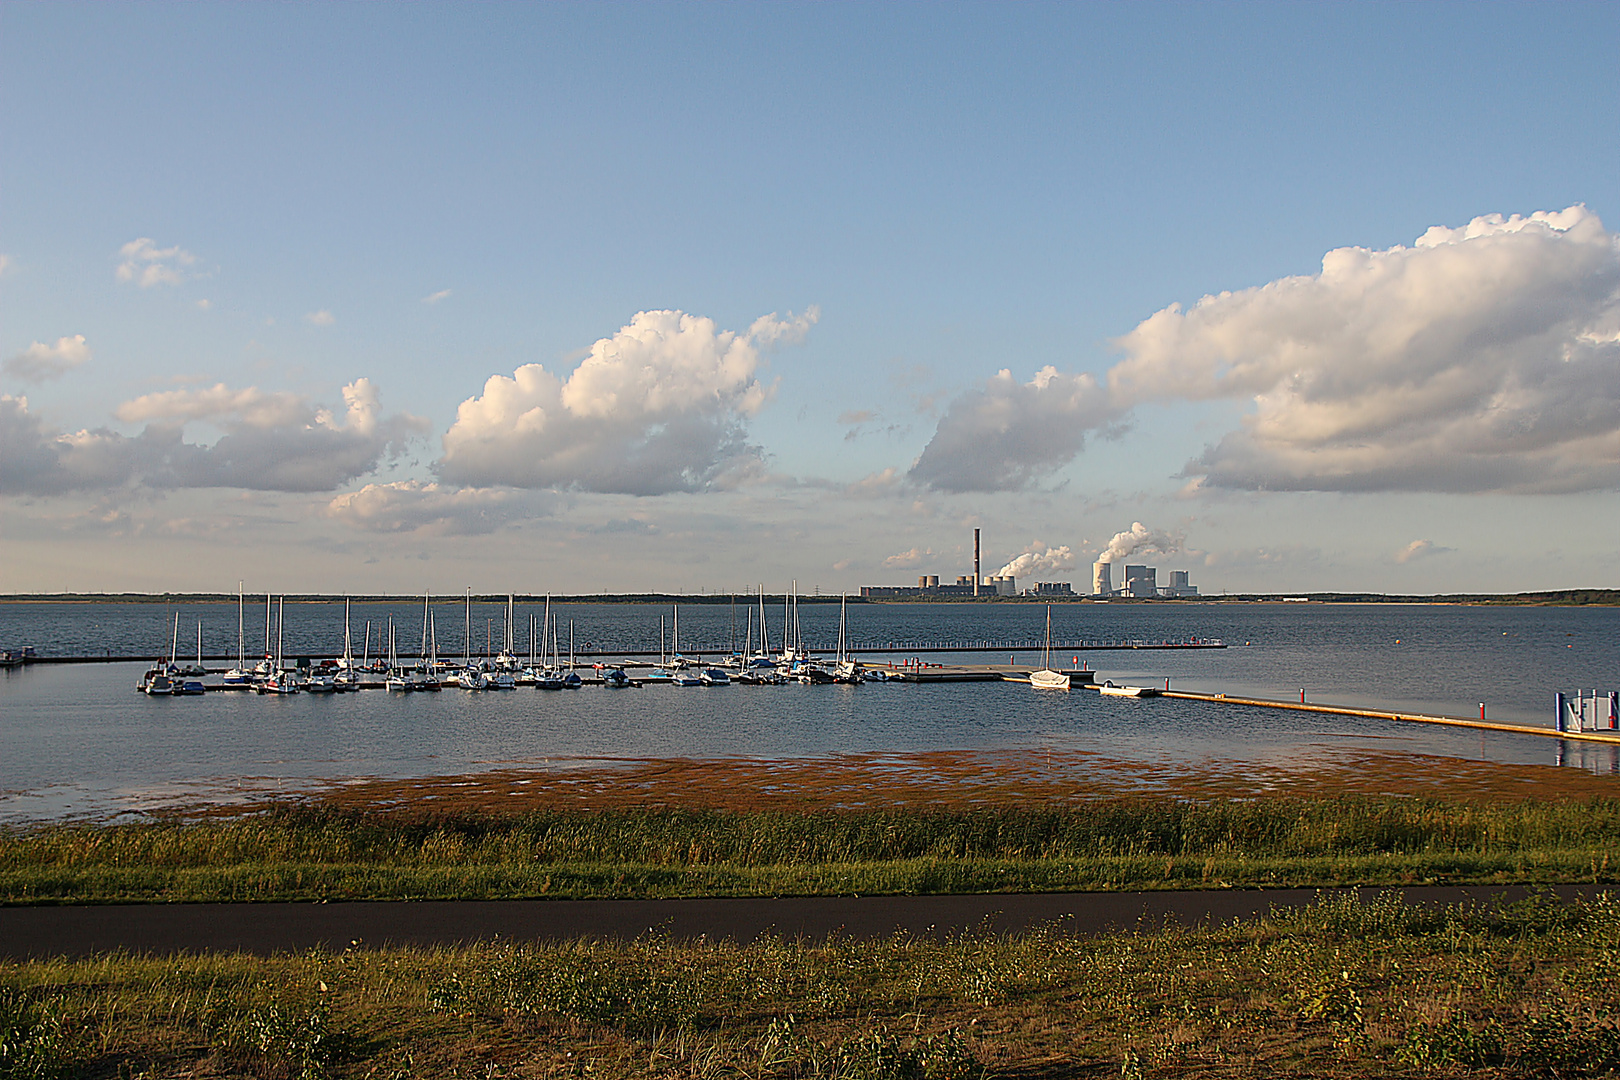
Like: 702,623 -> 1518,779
2,798 -> 1615,904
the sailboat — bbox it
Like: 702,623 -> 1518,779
253,592 -> 275,679
832,595 -> 861,683
535,595 -> 562,690
420,607 -> 443,690
260,597 -> 300,694
669,604 -> 693,669
1029,604 -> 1070,690
495,593 -> 519,672
561,619 -> 582,688
384,618 -> 410,691
223,583 -> 253,685
178,620 -> 207,677
334,598 -> 361,690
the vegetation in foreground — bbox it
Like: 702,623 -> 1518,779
2,797 -> 1617,905
4,892 -> 1620,1078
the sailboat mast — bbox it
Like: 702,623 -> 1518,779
464,590 -> 472,667
171,612 -> 179,664
506,594 -> 514,655
276,596 -> 284,672
759,585 -> 769,657
237,582 -> 245,668
264,594 -> 271,657
344,598 -> 353,665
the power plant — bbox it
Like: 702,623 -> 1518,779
858,529 -> 1197,599
1091,561 -> 1198,598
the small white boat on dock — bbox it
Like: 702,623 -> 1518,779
1029,605 -> 1070,691
1098,681 -> 1159,698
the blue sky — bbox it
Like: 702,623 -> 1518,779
2,2 -> 1618,595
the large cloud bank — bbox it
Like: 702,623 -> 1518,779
908,367 -> 1113,492
0,380 -> 425,494
912,206 -> 1620,494
439,308 -> 816,494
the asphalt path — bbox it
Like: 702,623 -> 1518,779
2,885 -> 1605,959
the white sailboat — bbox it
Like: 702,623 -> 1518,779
260,597 -> 300,694
535,595 -> 562,690
833,594 -> 861,682
385,618 -> 409,691
1029,604 -> 1070,690
224,583 -> 252,684
334,598 -> 361,690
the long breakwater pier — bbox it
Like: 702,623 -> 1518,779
1144,687 -> 1620,748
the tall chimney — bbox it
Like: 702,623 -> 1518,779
973,528 -> 981,597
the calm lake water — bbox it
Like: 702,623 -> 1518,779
2,600 -> 1617,821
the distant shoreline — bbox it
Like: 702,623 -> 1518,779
1,589 -> 1617,606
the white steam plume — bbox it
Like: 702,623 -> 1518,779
995,540 -> 1076,578
1096,522 -> 1182,564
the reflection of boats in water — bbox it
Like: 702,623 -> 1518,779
1098,681 -> 1158,698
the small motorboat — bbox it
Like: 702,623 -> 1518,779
670,671 -> 703,687
1098,681 -> 1158,698
699,667 -> 731,686
176,680 -> 207,696
603,667 -> 633,688
561,670 -> 582,690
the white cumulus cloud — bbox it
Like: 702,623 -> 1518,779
882,546 -> 935,569
305,310 -> 336,326
1114,205 -> 1620,494
325,480 -> 552,535
421,289 -> 452,305
912,206 -> 1620,496
1394,539 -> 1454,564
115,238 -> 197,288
438,307 -> 817,494
0,380 -> 427,495
4,335 -> 91,382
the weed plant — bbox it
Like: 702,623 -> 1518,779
2,798 -> 1618,905
3,891 -> 1620,1078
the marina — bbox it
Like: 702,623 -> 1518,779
3,598 -> 1618,822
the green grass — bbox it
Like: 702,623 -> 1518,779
5,891 -> 1620,1078
3,798 -> 1616,905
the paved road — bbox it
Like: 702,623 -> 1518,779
3,885 -> 1604,959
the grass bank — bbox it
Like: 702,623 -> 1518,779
3,797 -> 1616,905
4,891 -> 1620,1078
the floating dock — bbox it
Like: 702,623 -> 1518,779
1104,686 -> 1620,747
